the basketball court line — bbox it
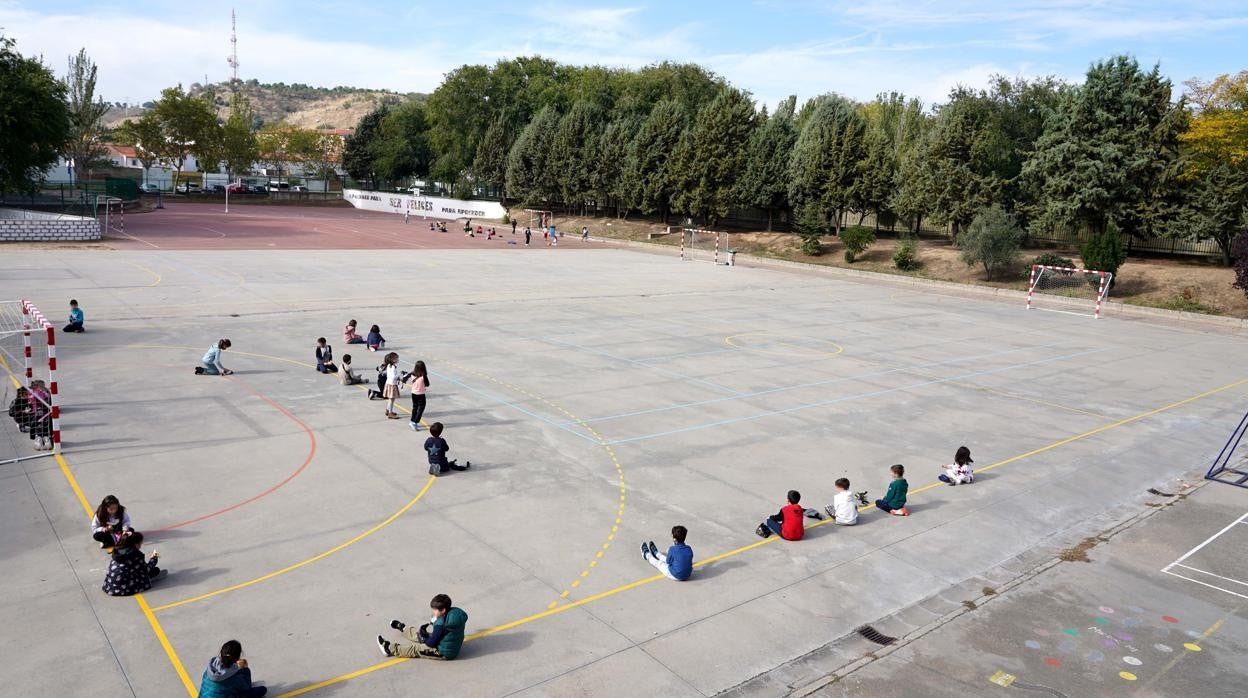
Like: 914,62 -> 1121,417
1161,510 -> 1248,600
268,375 -> 1248,697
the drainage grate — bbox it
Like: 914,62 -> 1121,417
856,625 -> 897,645
1147,488 -> 1177,497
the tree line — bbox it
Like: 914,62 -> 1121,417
0,35 -> 345,193
343,56 -> 1248,266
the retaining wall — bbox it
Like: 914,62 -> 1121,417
0,208 -> 101,242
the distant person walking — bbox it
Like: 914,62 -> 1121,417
524,227 -> 532,245
581,226 -> 589,242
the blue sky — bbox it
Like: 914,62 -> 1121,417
3,1 -> 1245,109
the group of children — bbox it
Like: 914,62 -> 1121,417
639,452 -> 973,585
7,380 -> 54,450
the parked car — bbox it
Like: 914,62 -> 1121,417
226,183 -> 248,194
175,182 -> 201,194
267,182 -> 290,192
139,183 -> 161,194
250,184 -> 268,194
290,185 -> 309,192
206,184 -> 225,194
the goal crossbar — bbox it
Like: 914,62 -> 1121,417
1026,265 -> 1112,319
680,228 -> 725,265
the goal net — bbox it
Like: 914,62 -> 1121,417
680,228 -> 724,264
95,195 -> 124,236
1025,265 -> 1112,319
0,300 -> 61,463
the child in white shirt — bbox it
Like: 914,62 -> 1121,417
939,446 -> 975,485
823,478 -> 860,525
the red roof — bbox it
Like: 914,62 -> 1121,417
107,144 -> 139,158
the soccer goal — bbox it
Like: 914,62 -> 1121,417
680,228 -> 725,264
1205,408 -> 1248,488
525,209 -> 553,230
0,300 -> 61,462
95,195 -> 124,237
1025,265 -> 1113,319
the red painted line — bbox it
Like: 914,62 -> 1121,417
152,375 -> 316,531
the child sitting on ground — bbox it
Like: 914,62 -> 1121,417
641,525 -> 693,581
64,299 -> 85,332
339,354 -> 364,386
366,324 -> 385,352
91,494 -> 134,548
424,422 -> 469,475
939,446 -> 975,485
26,380 -> 53,450
807,478 -> 869,521
875,464 -> 910,516
343,319 -> 365,344
8,386 -> 32,432
314,337 -> 337,373
102,531 -> 165,596
378,593 -> 469,659
756,490 -> 805,540
198,640 -> 267,698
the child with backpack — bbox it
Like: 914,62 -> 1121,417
756,490 -> 805,540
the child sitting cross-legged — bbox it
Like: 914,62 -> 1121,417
424,422 -> 469,475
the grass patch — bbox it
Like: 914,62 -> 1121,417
1058,537 -> 1101,563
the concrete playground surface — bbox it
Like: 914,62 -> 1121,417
2,229 -> 1248,696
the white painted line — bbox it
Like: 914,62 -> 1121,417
1162,569 -> 1248,601
1164,510 -> 1248,568
1173,564 -> 1248,589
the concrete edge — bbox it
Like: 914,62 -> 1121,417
591,235 -> 1248,335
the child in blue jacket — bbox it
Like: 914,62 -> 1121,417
198,640 -> 266,697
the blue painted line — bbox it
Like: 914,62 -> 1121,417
634,347 -> 735,363
604,347 -> 1108,445
540,336 -> 744,396
563,340 -> 1069,427
430,370 -> 601,445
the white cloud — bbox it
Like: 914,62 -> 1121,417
0,5 -> 448,101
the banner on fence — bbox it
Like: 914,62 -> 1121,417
343,189 -> 506,221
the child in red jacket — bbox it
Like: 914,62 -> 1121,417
756,490 -> 805,540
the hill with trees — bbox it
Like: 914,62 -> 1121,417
104,80 -> 424,131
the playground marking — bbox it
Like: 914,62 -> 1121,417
268,376 -> 1248,697
1161,510 -> 1248,600
724,331 -> 844,358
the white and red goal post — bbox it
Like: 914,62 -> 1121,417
1025,265 -> 1113,319
680,228 -> 724,264
0,300 -> 61,461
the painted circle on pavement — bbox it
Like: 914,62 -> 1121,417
1063,628 -> 1080,636
1184,643 -> 1202,652
1123,656 -> 1142,666
1099,606 -> 1115,614
1122,617 -> 1142,627
1094,616 -> 1110,625
1024,640 -> 1042,650
1044,657 -> 1062,668
1154,643 -> 1173,653
1120,671 -> 1138,681
1085,650 -> 1105,662
1058,639 -> 1077,653
1162,615 -> 1179,623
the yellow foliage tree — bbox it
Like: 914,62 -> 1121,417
1181,71 -> 1248,173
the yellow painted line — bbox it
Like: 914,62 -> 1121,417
1144,615 -> 1230,688
725,332 -> 844,358
55,453 -> 94,517
278,375 -> 1248,697
442,359 -> 627,604
137,594 -> 196,696
122,260 -> 163,288
151,475 -> 435,612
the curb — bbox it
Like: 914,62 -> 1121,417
592,236 -> 1248,335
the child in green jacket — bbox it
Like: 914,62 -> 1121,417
378,593 -> 469,660
875,464 -> 910,516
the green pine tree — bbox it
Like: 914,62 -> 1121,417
738,96 -> 797,231
671,87 -> 759,225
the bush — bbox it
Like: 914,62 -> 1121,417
1080,222 -> 1127,287
840,227 -> 876,263
893,239 -> 922,271
959,206 -> 1023,280
794,207 -> 826,256
501,212 -> 511,225
1232,229 -> 1248,298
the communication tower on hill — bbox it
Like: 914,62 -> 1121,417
227,9 -> 240,88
